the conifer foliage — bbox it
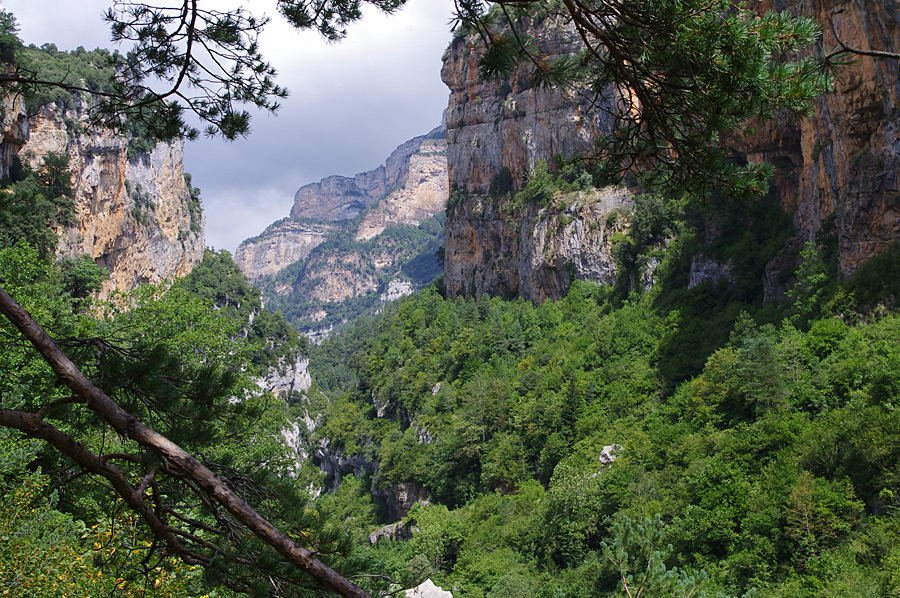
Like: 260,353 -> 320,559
453,0 -> 829,196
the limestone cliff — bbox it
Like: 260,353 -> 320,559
442,17 -> 615,195
238,132 -> 448,334
441,17 -> 629,301
18,102 -> 204,297
235,219 -> 338,282
291,128 -> 446,221
355,139 -> 448,241
443,3 -> 900,303
736,0 -> 900,280
0,91 -> 28,179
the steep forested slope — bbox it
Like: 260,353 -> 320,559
291,190 -> 900,597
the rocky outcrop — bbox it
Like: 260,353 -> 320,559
368,519 -> 417,544
21,102 -> 204,297
291,128 -> 445,221
259,356 -> 312,400
734,0 -> 900,279
689,255 -> 734,289
381,279 -> 414,302
441,16 -> 631,302
405,580 -> 453,598
300,250 -> 381,303
445,187 -> 629,302
235,219 -> 337,282
313,440 -> 376,492
0,91 -> 28,179
355,139 -> 449,241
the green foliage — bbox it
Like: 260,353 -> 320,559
0,429 -> 212,597
519,159 -> 556,207
0,10 -> 19,63
612,193 -> 684,283
58,253 -> 108,300
603,514 -> 733,598
0,153 -> 75,256
17,43 -> 119,115
788,242 -> 829,328
489,167 -> 514,199
177,249 -> 309,370
845,241 -> 900,311
300,259 -> 900,598
0,243 -> 310,595
183,172 -> 203,233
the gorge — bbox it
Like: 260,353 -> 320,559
2,2 -> 900,598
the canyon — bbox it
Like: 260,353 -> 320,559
235,130 -> 449,334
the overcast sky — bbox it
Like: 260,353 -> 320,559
1,0 -> 455,252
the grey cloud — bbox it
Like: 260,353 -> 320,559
4,0 -> 455,253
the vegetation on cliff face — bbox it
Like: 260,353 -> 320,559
0,152 -> 77,256
15,40 -> 162,159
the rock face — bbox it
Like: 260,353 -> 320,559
443,3 -> 900,303
405,580 -> 453,598
445,187 -> 629,302
237,132 -> 447,334
721,0 -> 900,281
259,356 -> 312,400
441,18 -> 631,302
355,139 -> 448,241
368,519 -> 417,545
0,92 -> 28,179
16,102 -> 204,297
291,129 -> 445,221
737,0 -> 900,278
235,219 -> 337,282
301,250 -> 382,304
442,17 -> 615,196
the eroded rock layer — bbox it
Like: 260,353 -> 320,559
290,129 -> 446,222
444,188 -> 629,302
235,220 -> 338,282
442,17 -> 615,195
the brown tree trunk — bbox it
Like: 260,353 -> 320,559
0,284 -> 372,598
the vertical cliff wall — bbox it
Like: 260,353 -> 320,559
442,17 -> 616,196
730,0 -> 900,280
0,92 -> 28,178
18,103 -> 205,297
234,219 -> 338,283
444,3 -> 900,303
441,16 -> 631,302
